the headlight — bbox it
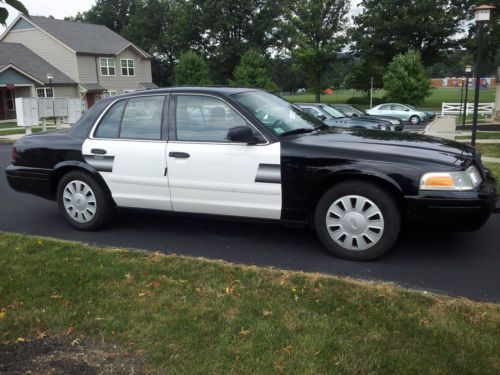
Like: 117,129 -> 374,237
377,124 -> 390,131
420,166 -> 482,191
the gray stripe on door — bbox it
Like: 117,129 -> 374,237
83,155 -> 115,172
255,163 -> 281,183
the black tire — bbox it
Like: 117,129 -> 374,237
57,171 -> 113,231
314,180 -> 401,261
409,115 -> 420,125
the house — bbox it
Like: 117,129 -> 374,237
0,15 -> 157,118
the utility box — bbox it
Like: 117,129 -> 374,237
15,98 -> 39,127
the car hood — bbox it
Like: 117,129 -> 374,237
286,128 -> 475,166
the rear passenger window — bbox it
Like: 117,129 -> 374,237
120,96 -> 165,140
175,95 -> 248,142
94,96 -> 165,140
94,100 -> 126,138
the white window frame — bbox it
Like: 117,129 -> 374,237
36,87 -> 54,98
100,57 -> 116,76
120,59 -> 135,76
102,90 -> 118,98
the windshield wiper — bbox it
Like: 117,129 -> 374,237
279,128 -> 315,137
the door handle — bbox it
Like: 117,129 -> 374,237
169,152 -> 190,159
91,148 -> 107,155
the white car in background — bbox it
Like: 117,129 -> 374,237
367,103 -> 428,125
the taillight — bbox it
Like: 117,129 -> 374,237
11,146 -> 16,163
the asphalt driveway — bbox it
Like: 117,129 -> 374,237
1,143 -> 499,301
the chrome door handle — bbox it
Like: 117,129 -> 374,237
169,152 -> 190,159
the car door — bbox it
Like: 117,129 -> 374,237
82,94 -> 172,210
390,104 -> 411,121
374,104 -> 392,116
166,94 -> 281,219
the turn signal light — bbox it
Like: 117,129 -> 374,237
423,175 -> 454,187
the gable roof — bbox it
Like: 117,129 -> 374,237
26,16 -> 151,58
0,42 -> 76,85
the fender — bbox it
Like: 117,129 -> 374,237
329,168 -> 403,193
52,160 -> 115,204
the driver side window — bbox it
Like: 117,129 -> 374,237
175,95 -> 249,142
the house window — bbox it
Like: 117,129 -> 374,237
37,87 -> 54,98
120,59 -> 135,76
102,90 -> 118,98
5,89 -> 15,110
100,58 -> 116,76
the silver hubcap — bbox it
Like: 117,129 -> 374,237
326,195 -> 384,251
410,116 -> 419,124
63,180 -> 97,223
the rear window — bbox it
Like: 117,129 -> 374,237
69,99 -> 112,139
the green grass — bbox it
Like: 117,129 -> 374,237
477,144 -> 500,159
0,127 -> 56,136
285,87 -> 496,110
0,122 -> 17,129
485,162 -> 500,191
0,233 -> 499,374
456,132 -> 500,140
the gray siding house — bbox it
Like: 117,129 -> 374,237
0,15 -> 157,117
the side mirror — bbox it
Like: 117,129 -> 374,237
316,114 -> 327,121
405,109 -> 410,111
352,113 -> 359,117
227,126 -> 260,144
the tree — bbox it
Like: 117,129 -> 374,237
285,0 -> 349,102
350,0 -> 474,90
383,50 -> 430,105
174,51 -> 211,86
231,49 -> 279,91
0,0 -> 28,26
68,0 -> 139,33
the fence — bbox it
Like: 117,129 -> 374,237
441,102 -> 495,116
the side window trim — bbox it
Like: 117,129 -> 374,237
91,94 -> 168,141
171,93 -> 269,145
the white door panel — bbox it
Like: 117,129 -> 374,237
166,142 -> 281,219
82,139 -> 171,210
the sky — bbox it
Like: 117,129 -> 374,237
1,1 -> 365,34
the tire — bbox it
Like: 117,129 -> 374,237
57,171 -> 113,231
314,181 -> 401,261
409,115 -> 420,125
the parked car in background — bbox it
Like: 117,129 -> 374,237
331,104 -> 403,131
297,103 -> 394,131
405,104 -> 436,121
366,103 -> 429,125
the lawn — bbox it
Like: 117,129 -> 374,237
456,132 -> 500,141
485,162 -> 500,191
285,87 -> 496,111
0,127 -> 56,136
0,232 -> 499,374
476,144 -> 500,159
0,122 -> 18,129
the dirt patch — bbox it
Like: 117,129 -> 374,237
0,336 -> 148,374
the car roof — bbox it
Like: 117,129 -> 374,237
115,86 -> 261,100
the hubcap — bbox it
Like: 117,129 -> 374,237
325,195 -> 384,251
63,180 -> 97,223
410,116 -> 418,124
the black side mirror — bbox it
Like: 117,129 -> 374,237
227,126 -> 260,144
316,114 -> 327,121
352,113 -> 359,117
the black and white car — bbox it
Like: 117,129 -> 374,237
5,88 -> 499,260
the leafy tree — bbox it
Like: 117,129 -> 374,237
383,50 -> 430,105
350,0 -> 474,90
174,50 -> 211,86
0,0 -> 28,26
231,49 -> 279,91
68,0 -> 139,33
284,0 -> 349,102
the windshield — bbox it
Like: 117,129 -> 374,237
405,104 -> 416,110
232,91 -> 324,137
320,105 -> 345,118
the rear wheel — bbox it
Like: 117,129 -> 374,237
314,181 -> 401,260
57,171 -> 113,230
409,115 -> 420,125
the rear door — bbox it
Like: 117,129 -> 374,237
82,94 -> 172,210
165,94 -> 281,219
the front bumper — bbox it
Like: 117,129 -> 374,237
404,169 -> 498,229
5,165 -> 54,200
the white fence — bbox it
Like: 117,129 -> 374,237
441,102 -> 494,116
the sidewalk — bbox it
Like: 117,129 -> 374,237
482,156 -> 500,164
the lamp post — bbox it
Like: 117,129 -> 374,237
459,78 -> 465,117
471,5 -> 495,147
46,73 -> 55,126
369,77 -> 374,109
462,65 -> 472,128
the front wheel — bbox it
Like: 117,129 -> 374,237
314,181 -> 401,260
57,171 -> 113,230
409,115 -> 420,125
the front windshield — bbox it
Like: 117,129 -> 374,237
405,104 -> 416,110
232,91 -> 324,136
320,105 -> 345,118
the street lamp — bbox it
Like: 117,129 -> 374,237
471,4 -> 495,147
369,77 -> 374,109
462,64 -> 473,128
46,73 -> 56,126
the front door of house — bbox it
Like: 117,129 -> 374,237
0,90 -> 5,120
86,93 -> 95,108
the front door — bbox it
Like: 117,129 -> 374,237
0,90 -> 5,120
86,93 -> 95,108
166,94 -> 281,219
82,94 -> 172,210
